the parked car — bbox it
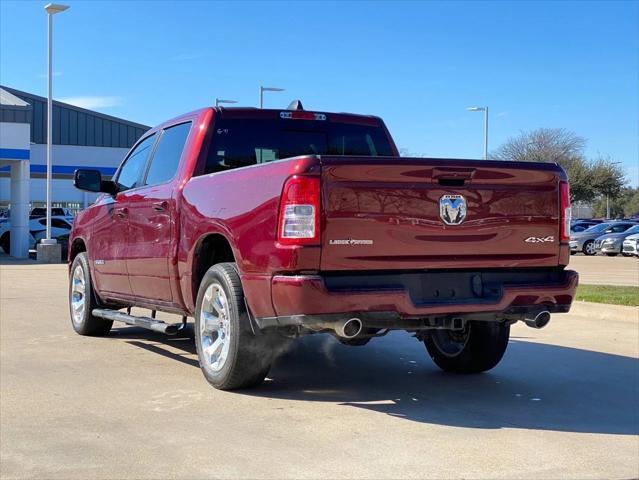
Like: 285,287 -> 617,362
595,224 -> 639,256
622,233 -> 639,257
571,220 -> 601,233
570,222 -> 633,255
30,207 -> 75,219
68,105 -> 577,390
0,216 -> 73,254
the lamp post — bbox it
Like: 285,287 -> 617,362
215,98 -> 238,107
43,3 -> 69,244
467,106 -> 488,159
260,86 -> 285,108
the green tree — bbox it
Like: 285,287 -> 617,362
623,188 -> 639,217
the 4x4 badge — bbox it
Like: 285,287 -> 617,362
439,194 -> 467,225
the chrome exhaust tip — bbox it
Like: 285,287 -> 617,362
334,318 -> 363,339
524,310 -> 551,329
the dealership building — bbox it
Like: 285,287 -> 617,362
0,86 -> 149,257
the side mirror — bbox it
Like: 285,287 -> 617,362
73,169 -> 117,195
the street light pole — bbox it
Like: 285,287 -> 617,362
43,3 -> 69,244
215,98 -> 238,107
468,106 -> 489,159
259,86 -> 285,108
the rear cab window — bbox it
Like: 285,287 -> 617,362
200,113 -> 394,175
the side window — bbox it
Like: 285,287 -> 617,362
145,122 -> 191,186
116,134 -> 157,191
51,219 -> 71,229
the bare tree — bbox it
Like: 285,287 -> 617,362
491,128 -> 627,205
491,128 -> 586,164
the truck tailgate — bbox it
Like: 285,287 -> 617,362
320,157 -> 564,270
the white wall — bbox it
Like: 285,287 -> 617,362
0,144 -> 130,204
29,144 -> 130,170
0,122 -> 30,150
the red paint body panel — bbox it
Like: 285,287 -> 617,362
320,157 -> 566,271
270,271 -> 579,318
70,106 -> 577,322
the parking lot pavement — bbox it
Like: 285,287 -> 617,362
569,254 -> 639,286
1,261 -> 638,480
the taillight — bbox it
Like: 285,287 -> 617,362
560,181 -> 571,241
278,175 -> 320,245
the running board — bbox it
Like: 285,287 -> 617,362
92,308 -> 183,335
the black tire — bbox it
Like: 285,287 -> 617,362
69,252 -> 113,336
0,233 -> 10,255
194,262 -> 282,390
424,321 -> 510,374
606,252 -> 618,257
582,240 -> 596,256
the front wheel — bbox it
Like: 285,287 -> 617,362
69,252 -> 113,336
582,240 -> 596,256
605,252 -> 619,257
194,262 -> 283,390
424,321 -> 510,374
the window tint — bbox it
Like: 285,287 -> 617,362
202,118 -> 392,175
145,122 -> 191,186
116,134 -> 156,190
585,223 -> 611,233
51,219 -> 71,229
611,224 -> 632,233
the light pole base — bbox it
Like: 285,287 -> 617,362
37,242 -> 62,263
40,238 -> 58,245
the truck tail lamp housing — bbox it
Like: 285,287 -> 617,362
278,175 -> 320,245
560,181 -> 571,242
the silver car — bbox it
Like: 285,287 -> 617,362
569,222 -> 636,256
595,222 -> 639,257
594,223 -> 639,256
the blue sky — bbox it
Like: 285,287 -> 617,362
1,1 -> 637,184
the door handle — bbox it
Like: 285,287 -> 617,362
152,201 -> 168,212
114,207 -> 128,218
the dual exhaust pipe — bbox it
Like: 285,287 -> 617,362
312,317 -> 363,339
523,310 -> 551,329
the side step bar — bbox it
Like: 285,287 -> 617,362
92,309 -> 184,335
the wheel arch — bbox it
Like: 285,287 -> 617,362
69,237 -> 87,265
190,232 -> 238,312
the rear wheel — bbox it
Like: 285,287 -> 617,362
582,240 -> 596,256
194,262 -> 283,390
606,252 -> 618,257
424,321 -> 510,373
69,252 -> 113,336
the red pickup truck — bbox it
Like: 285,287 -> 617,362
69,105 -> 578,390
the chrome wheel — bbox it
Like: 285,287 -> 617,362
199,282 -> 232,372
70,264 -> 86,325
584,241 -> 596,255
430,324 -> 472,358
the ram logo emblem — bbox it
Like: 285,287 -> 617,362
439,194 -> 467,225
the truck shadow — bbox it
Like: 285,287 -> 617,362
114,326 -> 639,435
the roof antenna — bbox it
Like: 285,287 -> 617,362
287,99 -> 304,111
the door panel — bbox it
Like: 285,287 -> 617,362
90,195 -> 132,296
126,184 -> 175,302
124,121 -> 191,303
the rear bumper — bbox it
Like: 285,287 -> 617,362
257,268 -> 579,330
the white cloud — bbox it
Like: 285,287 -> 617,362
58,96 -> 123,109
496,111 -> 508,117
